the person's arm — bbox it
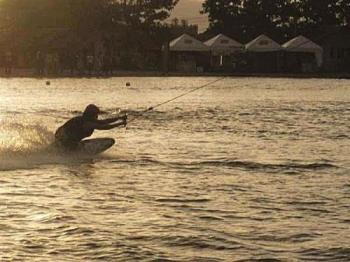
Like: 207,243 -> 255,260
94,122 -> 125,130
85,117 -> 127,130
97,114 -> 127,125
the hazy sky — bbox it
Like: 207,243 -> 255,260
169,0 -> 208,32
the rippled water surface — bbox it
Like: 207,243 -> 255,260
0,77 -> 349,261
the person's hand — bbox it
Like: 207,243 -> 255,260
121,114 -> 128,126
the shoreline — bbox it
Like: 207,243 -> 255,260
1,68 -> 350,79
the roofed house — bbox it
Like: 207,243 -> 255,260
317,27 -> 350,72
204,34 -> 243,71
245,34 -> 283,72
282,35 -> 323,73
168,34 -> 210,72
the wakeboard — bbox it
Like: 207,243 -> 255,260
76,138 -> 115,155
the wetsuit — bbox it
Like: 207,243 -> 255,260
55,116 -> 94,150
55,115 -> 126,151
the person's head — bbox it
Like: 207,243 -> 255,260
83,104 -> 100,120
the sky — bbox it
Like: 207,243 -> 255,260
169,0 -> 209,32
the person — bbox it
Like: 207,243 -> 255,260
54,104 -> 127,151
4,51 -> 13,75
86,54 -> 94,75
36,50 -> 45,76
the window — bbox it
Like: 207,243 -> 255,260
184,39 -> 193,44
220,39 -> 229,44
259,40 -> 269,46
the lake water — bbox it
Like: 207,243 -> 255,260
0,77 -> 349,261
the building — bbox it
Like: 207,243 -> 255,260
282,35 -> 323,73
204,34 -> 243,72
318,27 -> 350,72
245,34 -> 283,73
168,34 -> 210,72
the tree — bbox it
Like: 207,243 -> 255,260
202,0 -> 290,41
0,0 -> 74,29
116,0 -> 179,26
0,0 -> 179,30
0,0 -> 179,52
299,0 -> 350,27
202,0 -> 350,42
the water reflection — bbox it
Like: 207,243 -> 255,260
61,162 -> 96,178
0,77 -> 349,261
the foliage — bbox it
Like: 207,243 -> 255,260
0,0 -> 179,51
0,0 -> 179,29
202,0 -> 350,41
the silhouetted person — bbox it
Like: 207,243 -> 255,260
86,54 -> 94,75
4,51 -> 13,75
54,104 -> 127,151
46,53 -> 54,75
96,52 -> 103,76
52,53 -> 60,75
36,51 -> 45,76
103,53 -> 113,76
67,52 -> 76,75
76,53 -> 84,76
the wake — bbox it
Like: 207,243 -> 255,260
0,121 -> 94,171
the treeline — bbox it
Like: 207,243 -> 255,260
0,0 -> 179,29
202,0 -> 350,42
0,0 -> 179,52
